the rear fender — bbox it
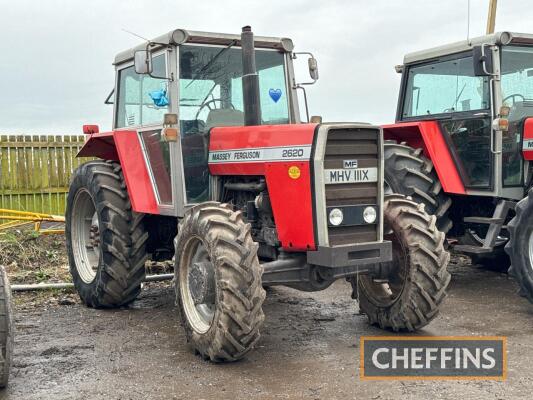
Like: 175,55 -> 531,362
382,121 -> 465,194
77,130 -> 159,214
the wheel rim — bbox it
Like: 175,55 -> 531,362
71,189 -> 100,284
359,230 -> 407,307
179,236 -> 216,334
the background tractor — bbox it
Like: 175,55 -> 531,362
383,31 -> 533,303
66,26 -> 450,362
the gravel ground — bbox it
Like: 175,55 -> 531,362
3,260 -> 533,400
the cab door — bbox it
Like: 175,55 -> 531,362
114,49 -> 184,216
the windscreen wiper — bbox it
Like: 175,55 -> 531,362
185,40 -> 237,88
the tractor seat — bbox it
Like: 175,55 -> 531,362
205,109 -> 244,130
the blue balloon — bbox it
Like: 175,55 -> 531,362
149,89 -> 169,107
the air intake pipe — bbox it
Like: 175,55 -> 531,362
241,26 -> 262,126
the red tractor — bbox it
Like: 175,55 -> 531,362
66,26 -> 450,362
383,31 -> 533,302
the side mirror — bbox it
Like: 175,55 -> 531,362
134,50 -> 153,74
473,45 -> 494,76
308,57 -> 319,81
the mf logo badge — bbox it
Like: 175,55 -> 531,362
343,159 -> 358,169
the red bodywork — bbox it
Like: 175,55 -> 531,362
382,121 -> 466,195
78,123 -> 319,252
209,124 -> 318,251
522,118 -> 533,160
78,130 -> 159,214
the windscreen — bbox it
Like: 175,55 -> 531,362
401,54 -> 490,118
179,45 -> 290,130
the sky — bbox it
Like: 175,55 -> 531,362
1,0 -> 532,134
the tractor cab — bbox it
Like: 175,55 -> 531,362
393,32 -> 533,200
107,29 -> 311,215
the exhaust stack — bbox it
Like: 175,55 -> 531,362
241,26 -> 262,126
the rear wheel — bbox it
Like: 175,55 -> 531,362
66,161 -> 148,308
175,202 -> 265,362
505,189 -> 533,303
384,141 -> 453,234
353,195 -> 451,331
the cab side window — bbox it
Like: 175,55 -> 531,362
115,54 -> 169,128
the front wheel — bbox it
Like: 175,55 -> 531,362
175,202 -> 265,362
353,195 -> 451,331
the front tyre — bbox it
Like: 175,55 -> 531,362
175,202 -> 265,362
505,189 -> 533,303
66,161 -> 148,308
353,195 -> 451,331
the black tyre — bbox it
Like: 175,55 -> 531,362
66,161 -> 148,308
353,195 -> 451,331
384,141 -> 453,233
0,266 -> 13,388
175,202 -> 265,362
505,189 -> 533,303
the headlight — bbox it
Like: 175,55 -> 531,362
363,206 -> 377,224
328,208 -> 344,226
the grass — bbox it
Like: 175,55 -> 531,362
0,228 -> 71,285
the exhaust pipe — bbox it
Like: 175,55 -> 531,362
241,26 -> 261,126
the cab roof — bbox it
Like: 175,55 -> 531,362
114,28 -> 294,65
403,31 -> 533,65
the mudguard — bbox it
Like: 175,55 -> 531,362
78,130 -> 159,214
382,121 -> 466,195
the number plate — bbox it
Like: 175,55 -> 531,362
324,167 -> 378,184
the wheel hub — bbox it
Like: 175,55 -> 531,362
188,261 -> 216,305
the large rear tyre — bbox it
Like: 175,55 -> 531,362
0,266 -> 13,388
175,202 -> 265,362
384,141 -> 453,234
505,189 -> 533,303
353,195 -> 451,331
66,161 -> 148,308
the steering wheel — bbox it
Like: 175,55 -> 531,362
194,98 -> 236,121
503,93 -> 525,106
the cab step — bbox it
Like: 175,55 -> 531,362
453,245 -> 495,255
455,200 -> 516,254
463,216 -> 504,225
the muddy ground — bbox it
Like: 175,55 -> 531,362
2,260 -> 532,400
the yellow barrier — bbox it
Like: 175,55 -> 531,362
0,208 -> 65,234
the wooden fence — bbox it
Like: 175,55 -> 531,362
0,135 -> 90,217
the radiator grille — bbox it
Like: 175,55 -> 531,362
323,128 -> 379,246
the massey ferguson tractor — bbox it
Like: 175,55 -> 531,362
383,31 -> 533,303
66,26 -> 450,362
